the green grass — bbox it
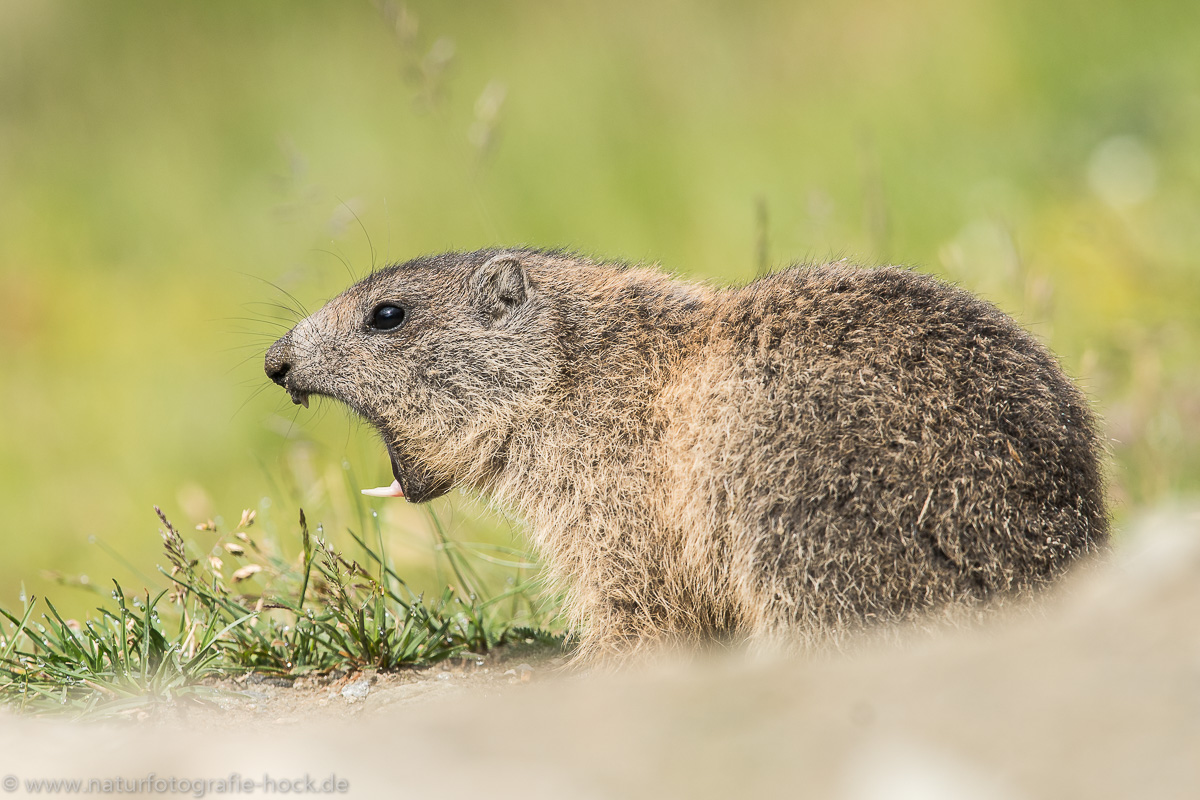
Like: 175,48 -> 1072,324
0,491 -> 561,718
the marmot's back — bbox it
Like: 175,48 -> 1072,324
665,265 -> 1106,640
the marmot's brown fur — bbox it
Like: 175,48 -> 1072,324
265,249 -> 1108,659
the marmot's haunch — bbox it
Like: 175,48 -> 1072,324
265,249 -> 1108,659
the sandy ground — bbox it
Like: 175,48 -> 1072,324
1,507 -> 1198,799
190,641 -> 567,727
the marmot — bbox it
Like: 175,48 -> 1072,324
264,248 -> 1107,659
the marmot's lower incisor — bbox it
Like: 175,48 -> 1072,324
264,249 -> 1107,659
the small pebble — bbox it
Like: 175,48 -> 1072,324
503,663 -> 535,683
342,678 -> 371,703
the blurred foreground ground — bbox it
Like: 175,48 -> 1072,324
1,508 -> 1196,799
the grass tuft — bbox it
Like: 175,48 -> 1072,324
0,502 -> 560,717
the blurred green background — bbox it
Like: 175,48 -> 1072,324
1,0 -> 1197,617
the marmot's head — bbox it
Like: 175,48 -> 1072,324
264,250 -> 557,502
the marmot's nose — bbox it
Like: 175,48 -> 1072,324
264,337 -> 293,387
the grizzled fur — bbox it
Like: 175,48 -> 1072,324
265,249 -> 1108,659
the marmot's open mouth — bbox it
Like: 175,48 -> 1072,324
287,389 -> 310,409
358,438 -> 454,503
361,442 -> 406,499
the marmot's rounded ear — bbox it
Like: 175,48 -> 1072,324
470,253 -> 529,323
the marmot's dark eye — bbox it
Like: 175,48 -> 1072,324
368,304 -> 407,331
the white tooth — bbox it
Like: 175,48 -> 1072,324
300,395 -> 309,409
361,480 -> 405,498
